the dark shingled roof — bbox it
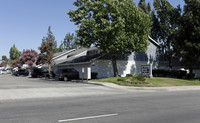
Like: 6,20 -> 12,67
60,54 -> 100,65
55,36 -> 159,65
56,47 -> 99,65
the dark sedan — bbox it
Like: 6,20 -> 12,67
13,69 -> 29,76
55,68 -> 79,81
31,68 -> 49,78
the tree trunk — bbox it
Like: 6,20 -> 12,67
169,55 -> 172,70
48,64 -> 51,74
111,56 -> 119,77
189,67 -> 194,79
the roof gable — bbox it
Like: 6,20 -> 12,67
52,49 -> 76,60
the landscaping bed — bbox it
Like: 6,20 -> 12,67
93,76 -> 200,87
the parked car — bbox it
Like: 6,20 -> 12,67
31,68 -> 48,78
13,69 -> 29,76
0,69 -> 7,74
55,68 -> 79,81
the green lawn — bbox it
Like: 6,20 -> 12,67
92,77 -> 200,87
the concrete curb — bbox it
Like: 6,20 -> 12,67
88,81 -> 200,92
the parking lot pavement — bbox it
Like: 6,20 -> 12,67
0,74 -> 124,101
0,74 -> 96,89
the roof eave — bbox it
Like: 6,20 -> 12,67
148,36 -> 161,48
52,49 -> 76,60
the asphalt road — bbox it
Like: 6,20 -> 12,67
1,74 -> 200,123
1,90 -> 200,123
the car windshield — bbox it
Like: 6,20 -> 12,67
41,69 -> 48,72
56,69 -> 61,74
71,69 -> 78,72
62,69 -> 69,73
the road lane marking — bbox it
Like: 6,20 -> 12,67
58,113 -> 118,122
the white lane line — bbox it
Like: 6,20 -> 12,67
58,113 -> 118,122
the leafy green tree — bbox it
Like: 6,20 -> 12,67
138,0 -> 151,15
175,0 -> 200,75
153,0 -> 181,68
2,55 -> 8,62
68,0 -> 152,77
9,44 -> 21,60
59,33 -> 81,51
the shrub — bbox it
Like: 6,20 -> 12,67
126,74 -> 133,77
155,70 -> 171,77
117,75 -> 148,85
91,72 -> 98,79
186,73 -> 196,79
153,69 -> 188,79
131,75 -> 149,85
133,75 -> 146,82
117,77 -> 127,81
45,73 -> 53,78
170,70 -> 179,78
177,70 -> 187,79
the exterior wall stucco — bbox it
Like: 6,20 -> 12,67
53,41 -> 159,79
193,69 -> 200,78
91,59 -> 158,78
91,41 -> 159,78
146,42 -> 158,62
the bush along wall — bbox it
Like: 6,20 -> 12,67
91,72 -> 98,79
152,69 -> 196,79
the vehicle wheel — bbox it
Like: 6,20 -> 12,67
64,77 -> 68,81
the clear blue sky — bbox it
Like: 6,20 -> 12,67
0,0 -> 185,59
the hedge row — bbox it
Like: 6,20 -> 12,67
152,69 -> 195,79
91,72 -> 98,79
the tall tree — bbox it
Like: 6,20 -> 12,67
138,0 -> 151,15
38,26 -> 58,73
9,44 -> 21,60
153,0 -> 181,68
68,0 -> 152,77
2,56 -> 8,62
175,0 -> 200,75
46,26 -> 57,53
38,40 -> 54,73
150,10 -> 160,41
1,56 -> 8,67
59,33 -> 80,51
